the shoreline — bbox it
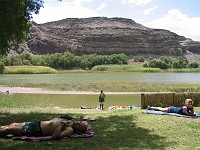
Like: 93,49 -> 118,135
0,86 -> 144,95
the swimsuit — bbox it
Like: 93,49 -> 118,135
168,106 -> 193,115
22,121 -> 43,136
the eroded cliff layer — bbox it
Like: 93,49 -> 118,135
21,17 -> 200,55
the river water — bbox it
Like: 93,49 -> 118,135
0,72 -> 199,109
0,72 -> 200,84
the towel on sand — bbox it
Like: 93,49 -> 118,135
143,110 -> 200,118
11,124 -> 95,142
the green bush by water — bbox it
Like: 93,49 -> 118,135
3,66 -> 57,74
92,64 -> 161,72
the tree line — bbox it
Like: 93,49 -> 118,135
143,56 -> 199,69
0,52 -> 128,70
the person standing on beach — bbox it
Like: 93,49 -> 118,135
99,90 -> 106,110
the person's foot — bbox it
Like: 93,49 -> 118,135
83,116 -> 89,121
147,106 -> 151,110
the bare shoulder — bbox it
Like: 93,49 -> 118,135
60,126 -> 74,137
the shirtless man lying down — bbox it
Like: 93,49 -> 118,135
0,118 -> 88,139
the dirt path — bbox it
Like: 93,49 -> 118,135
0,86 -> 143,95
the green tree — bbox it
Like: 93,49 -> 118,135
20,52 -> 31,61
1,57 -> 12,66
0,0 -> 43,55
23,60 -> 31,65
188,62 -> 199,68
110,53 -> 128,64
0,61 -> 4,73
160,56 -> 172,65
172,57 -> 188,68
11,56 -> 23,65
145,59 -> 169,69
134,56 -> 145,62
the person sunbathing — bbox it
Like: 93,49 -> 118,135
147,99 -> 196,116
0,118 -> 88,139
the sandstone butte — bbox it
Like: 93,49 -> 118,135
18,17 -> 200,61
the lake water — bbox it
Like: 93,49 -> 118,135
0,94 -> 140,109
0,72 -> 199,109
0,72 -> 200,84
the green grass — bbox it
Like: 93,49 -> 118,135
92,64 -> 161,72
92,64 -> 200,73
2,82 -> 199,93
1,108 -> 200,150
166,68 -> 200,72
4,66 -> 57,74
0,96 -> 23,108
3,65 -> 200,74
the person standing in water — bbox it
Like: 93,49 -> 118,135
99,90 -> 106,110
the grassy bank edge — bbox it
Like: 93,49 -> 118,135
4,66 -> 57,74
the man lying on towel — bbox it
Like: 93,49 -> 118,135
0,118 -> 88,139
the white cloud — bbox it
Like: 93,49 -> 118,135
73,0 -> 94,6
121,0 -> 153,6
32,1 -> 101,23
143,9 -> 200,41
143,6 -> 157,15
96,2 -> 107,11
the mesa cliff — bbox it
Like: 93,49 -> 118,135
19,17 -> 200,56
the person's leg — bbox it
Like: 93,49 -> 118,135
0,122 -> 25,136
147,106 -> 169,112
99,103 -> 102,109
101,103 -> 104,110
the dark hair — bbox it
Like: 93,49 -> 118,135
72,122 -> 87,134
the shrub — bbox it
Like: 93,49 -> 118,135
146,59 -> 169,69
0,61 -> 5,73
172,60 -> 187,68
160,56 -> 172,64
134,56 -> 145,62
23,60 -> 31,65
188,62 -> 199,68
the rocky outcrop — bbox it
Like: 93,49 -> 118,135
20,17 -> 200,56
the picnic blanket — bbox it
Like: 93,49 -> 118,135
143,110 -> 200,118
11,124 -> 95,142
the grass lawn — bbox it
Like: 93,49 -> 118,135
0,108 -> 200,150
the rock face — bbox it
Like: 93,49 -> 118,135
21,17 -> 200,56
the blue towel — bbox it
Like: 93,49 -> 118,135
144,110 -> 200,118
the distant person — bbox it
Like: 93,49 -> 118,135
147,99 -> 196,116
99,90 -> 106,110
0,118 -> 88,139
6,90 -> 9,95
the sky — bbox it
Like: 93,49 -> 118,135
32,0 -> 200,41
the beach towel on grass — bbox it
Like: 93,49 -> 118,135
11,125 -> 95,142
143,110 -> 200,118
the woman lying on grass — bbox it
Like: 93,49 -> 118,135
147,99 -> 196,116
0,117 -> 88,139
